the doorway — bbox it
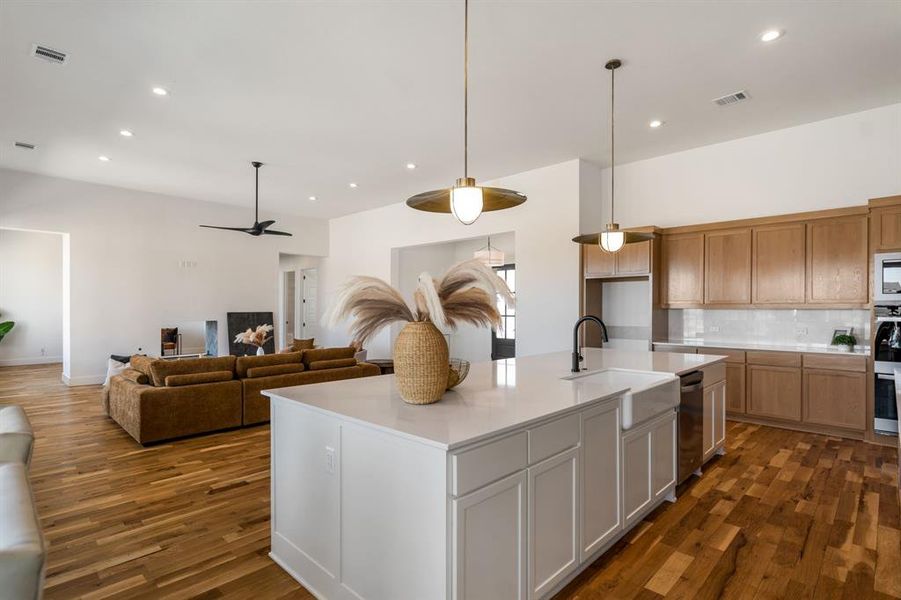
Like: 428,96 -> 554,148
491,263 -> 516,360
283,271 -> 296,345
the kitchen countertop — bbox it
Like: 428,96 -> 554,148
264,348 -> 725,450
655,339 -> 871,357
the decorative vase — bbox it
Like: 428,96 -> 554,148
394,321 -> 449,405
256,346 -> 265,356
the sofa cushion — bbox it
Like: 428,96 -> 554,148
290,338 -> 315,351
0,405 -> 35,467
164,370 -> 234,387
120,368 -> 149,385
0,462 -> 46,600
149,356 -> 236,387
302,347 -> 355,367
309,358 -> 357,371
235,351 -> 303,378
246,363 -> 305,378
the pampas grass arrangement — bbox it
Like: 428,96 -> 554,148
234,324 -> 273,352
325,259 -> 514,404
325,259 -> 514,344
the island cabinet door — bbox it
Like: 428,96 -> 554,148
452,470 -> 527,600
702,380 -> 727,461
580,402 -> 622,561
527,447 -> 580,600
650,412 -> 677,501
622,425 -> 652,528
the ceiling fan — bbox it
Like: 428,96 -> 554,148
200,161 -> 292,237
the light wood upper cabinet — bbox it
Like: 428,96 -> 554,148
661,233 -> 704,306
752,223 -> 806,304
705,228 -> 751,304
583,244 -> 615,278
583,241 -> 650,278
872,203 -> 901,251
806,215 -> 868,304
615,241 -> 651,275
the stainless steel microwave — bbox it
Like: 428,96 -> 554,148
874,252 -> 901,302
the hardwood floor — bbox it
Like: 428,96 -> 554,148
1,363 -> 899,599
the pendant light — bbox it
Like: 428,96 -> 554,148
474,236 -> 505,267
572,59 -> 653,252
406,0 -> 526,224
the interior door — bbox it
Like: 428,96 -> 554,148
301,268 -> 318,341
283,271 -> 295,344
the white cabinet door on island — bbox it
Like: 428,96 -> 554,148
265,350 -> 698,600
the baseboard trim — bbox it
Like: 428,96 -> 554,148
62,373 -> 105,386
0,356 -> 63,367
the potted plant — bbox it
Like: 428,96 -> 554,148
0,313 -> 14,343
831,333 -> 856,352
326,259 -> 513,405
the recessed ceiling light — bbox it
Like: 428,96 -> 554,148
119,129 -> 133,137
760,30 -> 782,42
152,86 -> 168,96
349,182 -> 358,188
649,120 -> 663,128
406,163 -> 416,170
98,155 -> 110,162
308,195 -> 317,201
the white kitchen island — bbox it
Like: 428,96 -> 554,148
264,348 -> 725,600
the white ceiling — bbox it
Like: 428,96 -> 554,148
1,1 -> 900,220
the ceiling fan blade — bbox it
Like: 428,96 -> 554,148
262,229 -> 293,237
200,225 -> 256,233
257,220 -> 276,230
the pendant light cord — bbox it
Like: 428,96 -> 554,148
463,0 -> 469,179
610,63 -> 615,225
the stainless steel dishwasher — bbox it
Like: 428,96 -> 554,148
677,370 -> 704,484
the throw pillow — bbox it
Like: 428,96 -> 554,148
104,358 -> 129,387
291,338 -> 315,351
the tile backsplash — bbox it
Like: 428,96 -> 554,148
668,309 -> 870,347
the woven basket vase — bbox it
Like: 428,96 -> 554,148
394,321 -> 450,405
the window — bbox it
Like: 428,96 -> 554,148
492,264 -> 516,360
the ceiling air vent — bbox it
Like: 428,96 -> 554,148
31,44 -> 68,65
712,90 -> 749,106
14,142 -> 36,150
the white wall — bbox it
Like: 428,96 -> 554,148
320,160 -> 582,359
0,168 -> 329,384
0,229 -> 64,366
581,103 -> 901,232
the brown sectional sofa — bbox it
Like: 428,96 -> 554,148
108,348 -> 380,444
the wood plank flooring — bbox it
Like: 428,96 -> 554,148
1,363 -> 899,599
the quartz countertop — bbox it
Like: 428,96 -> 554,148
655,339 -> 870,357
264,348 -> 725,451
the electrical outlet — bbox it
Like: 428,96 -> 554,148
708,325 -> 720,333
40,347 -> 46,356
325,446 -> 336,474
795,327 -> 808,336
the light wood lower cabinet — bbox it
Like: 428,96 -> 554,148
803,369 -> 867,432
725,364 -> 746,414
453,471 -> 528,600
580,402 -> 621,560
747,365 -> 802,422
528,448 -> 579,599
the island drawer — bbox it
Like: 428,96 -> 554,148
746,351 -> 801,367
802,353 -> 866,372
701,362 -> 726,386
450,431 -> 528,496
529,413 -> 580,464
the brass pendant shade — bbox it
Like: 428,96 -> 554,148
406,0 -> 526,223
406,185 -> 527,214
572,59 -> 652,251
